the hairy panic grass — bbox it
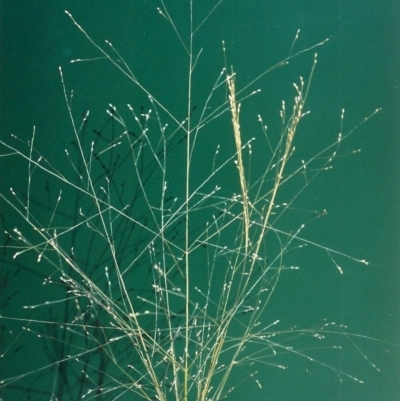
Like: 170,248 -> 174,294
0,2 -> 390,400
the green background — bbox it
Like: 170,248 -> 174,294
1,1 -> 399,400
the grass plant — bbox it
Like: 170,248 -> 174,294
0,2 -> 387,400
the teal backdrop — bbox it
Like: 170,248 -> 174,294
1,1 -> 399,400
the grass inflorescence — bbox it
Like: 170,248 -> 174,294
0,2 -> 386,400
